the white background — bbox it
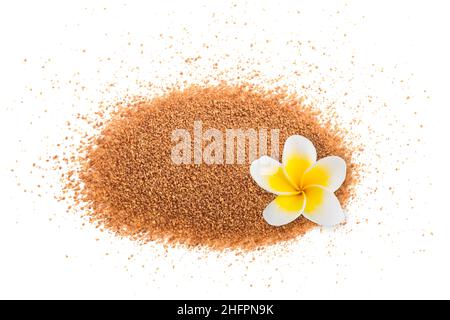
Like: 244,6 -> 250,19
0,0 -> 448,299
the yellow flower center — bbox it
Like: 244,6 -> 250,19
268,161 -> 331,214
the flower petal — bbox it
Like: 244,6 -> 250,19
282,135 -> 317,188
302,186 -> 345,226
302,156 -> 346,192
263,194 -> 306,226
250,156 -> 298,195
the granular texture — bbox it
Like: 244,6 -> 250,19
67,84 -> 358,250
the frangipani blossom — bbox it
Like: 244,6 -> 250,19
250,135 -> 346,227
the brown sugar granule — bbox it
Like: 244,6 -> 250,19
69,84 -> 358,250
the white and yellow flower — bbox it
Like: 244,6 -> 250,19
250,135 -> 346,227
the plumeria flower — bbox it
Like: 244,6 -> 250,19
250,135 -> 346,227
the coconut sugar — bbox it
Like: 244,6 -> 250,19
65,84 -> 358,250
